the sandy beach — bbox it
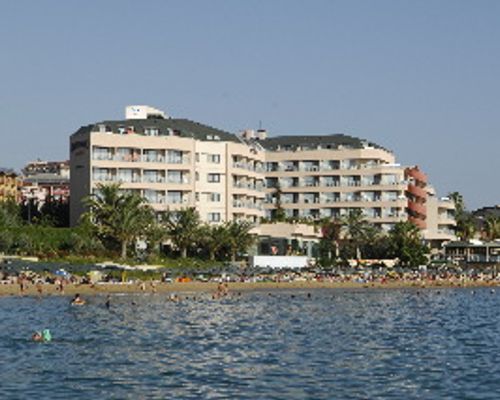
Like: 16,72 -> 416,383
0,279 -> 498,297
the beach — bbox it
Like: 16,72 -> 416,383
1,278 -> 498,297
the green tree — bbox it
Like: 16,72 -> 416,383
388,221 -> 429,267
448,191 -> 475,240
200,223 -> 230,260
226,220 -> 256,262
483,216 -> 500,241
84,183 -> 155,259
272,183 -> 286,222
40,197 -> 70,227
317,219 -> 342,267
163,207 -> 201,258
0,199 -> 21,228
341,209 -> 370,261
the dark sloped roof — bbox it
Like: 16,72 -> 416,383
72,118 -> 240,143
259,134 -> 388,152
0,167 -> 17,175
473,205 -> 500,219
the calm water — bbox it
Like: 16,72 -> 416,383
1,288 -> 500,399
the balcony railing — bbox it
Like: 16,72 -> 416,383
142,155 -> 165,163
143,176 -> 166,183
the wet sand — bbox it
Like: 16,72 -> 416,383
0,279 -> 498,297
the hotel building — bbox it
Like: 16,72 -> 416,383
70,106 -> 452,242
70,106 -> 265,226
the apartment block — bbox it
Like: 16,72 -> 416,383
21,160 -> 70,204
257,134 -> 410,231
69,106 -> 265,226
424,186 -> 456,249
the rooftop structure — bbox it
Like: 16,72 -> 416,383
444,239 -> 500,264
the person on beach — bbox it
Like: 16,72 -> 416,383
71,293 -> 86,305
58,279 -> 65,294
36,281 -> 43,297
19,275 -> 26,295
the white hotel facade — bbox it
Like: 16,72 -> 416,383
70,106 -> 455,244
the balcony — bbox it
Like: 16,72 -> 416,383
92,153 -> 114,161
167,177 -> 190,185
408,200 -> 426,216
143,176 -> 166,184
94,175 -> 116,182
142,155 -> 164,163
408,183 -> 427,199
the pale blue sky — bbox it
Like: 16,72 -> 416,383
0,0 -> 498,209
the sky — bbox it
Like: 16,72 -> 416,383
0,0 -> 498,210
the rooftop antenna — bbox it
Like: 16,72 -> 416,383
258,120 -> 262,130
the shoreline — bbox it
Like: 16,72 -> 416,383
0,280 -> 498,297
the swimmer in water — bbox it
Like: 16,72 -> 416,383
32,329 -> 51,342
105,295 -> 111,309
71,293 -> 86,305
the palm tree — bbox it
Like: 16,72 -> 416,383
226,220 -> 256,262
84,183 -> 155,259
318,219 -> 342,267
448,191 -> 475,240
448,192 -> 465,215
163,207 -> 201,258
200,223 -> 230,260
341,209 -> 369,261
457,215 -> 476,241
483,216 -> 500,241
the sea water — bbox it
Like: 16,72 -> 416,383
1,288 -> 500,399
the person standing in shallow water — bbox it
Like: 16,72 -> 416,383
71,293 -> 86,305
19,275 -> 26,295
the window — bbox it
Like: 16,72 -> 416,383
208,212 -> 221,222
144,127 -> 159,136
167,150 -> 183,164
195,153 -> 200,162
209,193 -> 221,202
195,192 -> 200,201
167,170 -> 182,184
207,154 -> 221,164
167,191 -> 182,204
207,173 -> 220,183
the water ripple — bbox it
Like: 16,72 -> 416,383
2,288 -> 500,399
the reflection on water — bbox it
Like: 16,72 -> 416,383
2,288 -> 500,399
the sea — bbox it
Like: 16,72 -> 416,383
1,288 -> 500,399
